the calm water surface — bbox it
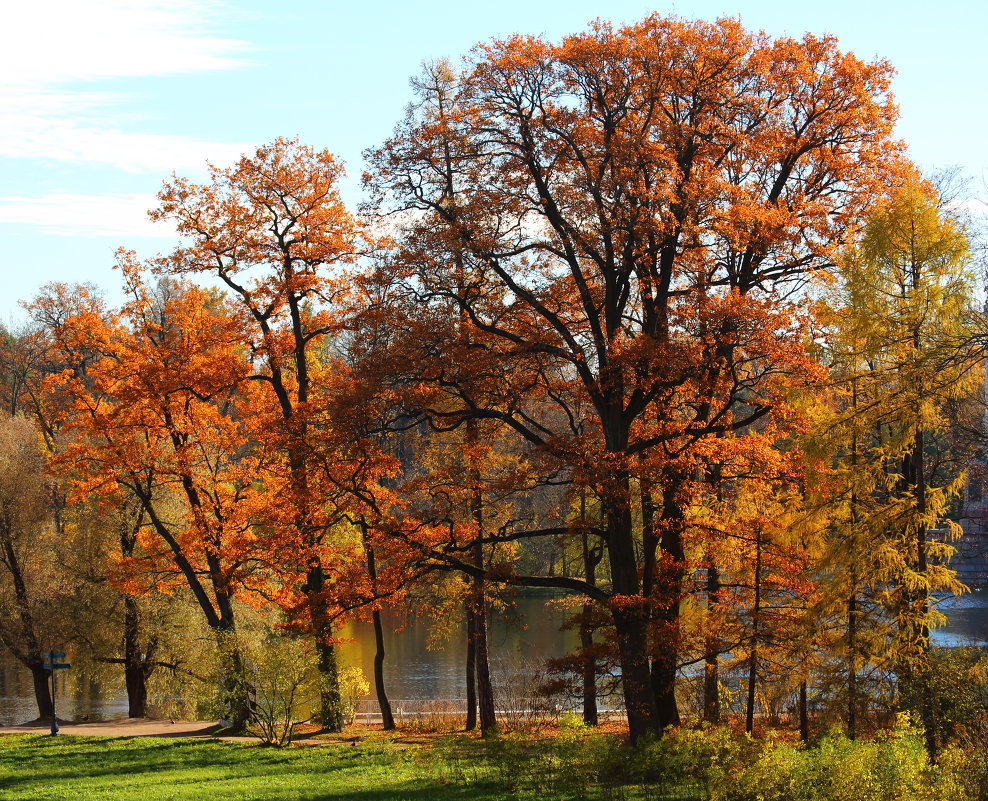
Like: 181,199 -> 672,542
2,591 -> 986,726
0,594 -> 578,725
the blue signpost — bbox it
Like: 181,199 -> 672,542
43,652 -> 70,736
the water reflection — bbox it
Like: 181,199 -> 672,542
2,590 -> 984,726
0,593 -> 577,725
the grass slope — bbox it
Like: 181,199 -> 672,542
0,735 -> 508,801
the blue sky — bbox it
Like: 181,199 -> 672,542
1,0 -> 984,323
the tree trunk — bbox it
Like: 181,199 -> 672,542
307,560 -> 344,732
908,250 -> 937,760
847,592 -> 858,739
703,460 -> 723,724
209,570 -> 254,732
315,635 -> 343,732
799,681 -> 809,744
580,518 -> 599,726
472,549 -> 497,735
703,565 -> 721,724
914,441 -> 937,758
123,595 -> 148,718
372,609 -> 394,730
30,662 -> 53,720
215,627 -> 253,731
120,513 -> 150,719
745,645 -> 758,736
652,481 -> 685,730
651,644 -> 680,729
465,606 -> 477,731
903,423 -> 936,758
118,504 -> 155,718
604,474 -> 659,743
579,606 -> 597,726
848,394 -> 860,741
363,536 -> 394,730
745,526 -> 763,736
612,604 -> 657,744
466,418 -> 496,736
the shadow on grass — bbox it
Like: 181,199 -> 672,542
0,735 -> 514,800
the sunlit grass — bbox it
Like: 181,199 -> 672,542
0,734 -> 508,801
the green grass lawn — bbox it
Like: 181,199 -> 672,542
0,735 -> 511,801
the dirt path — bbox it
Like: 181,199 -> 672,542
0,718 -> 440,747
0,718 -> 225,739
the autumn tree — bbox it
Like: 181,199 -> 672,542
0,301 -> 161,720
363,15 -> 904,740
150,138 -> 377,732
0,414 -> 67,720
38,276 -> 268,727
815,180 -> 981,753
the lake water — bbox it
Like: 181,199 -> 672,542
0,593 -> 580,726
2,590 -> 985,726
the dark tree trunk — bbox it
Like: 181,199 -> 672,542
579,605 -> 597,726
703,565 -> 721,724
372,609 -> 394,730
307,559 -> 343,732
652,480 -> 685,730
651,645 -> 680,729
902,426 -> 936,758
613,605 -> 657,743
604,472 -> 659,743
745,527 -> 763,736
848,396 -> 860,741
703,459 -> 723,724
315,635 -> 343,732
465,421 -> 496,736
799,681 -> 809,744
745,647 -> 758,736
30,662 -> 53,720
907,258 -> 937,760
214,626 -> 253,731
208,565 -> 254,732
580,517 -> 600,726
119,505 -> 152,718
472,548 -> 497,735
369,602 -> 393,730
362,536 -> 394,730
848,592 -> 858,740
123,595 -> 148,718
465,606 -> 477,731
120,513 -> 150,719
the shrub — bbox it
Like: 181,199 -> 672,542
454,720 -> 983,801
245,636 -> 317,746
717,719 -> 972,801
338,665 -> 370,727
899,646 -> 988,747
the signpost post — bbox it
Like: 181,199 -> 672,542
42,652 -> 70,736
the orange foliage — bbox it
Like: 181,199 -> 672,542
363,14 -> 907,741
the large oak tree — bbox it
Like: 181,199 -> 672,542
364,15 -> 905,740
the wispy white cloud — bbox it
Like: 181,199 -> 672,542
0,91 -> 249,172
1,0 -> 250,87
0,0 -> 251,172
0,193 -> 171,238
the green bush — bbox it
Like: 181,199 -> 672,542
716,719 -> 971,801
897,646 -> 988,747
454,720 -> 981,801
